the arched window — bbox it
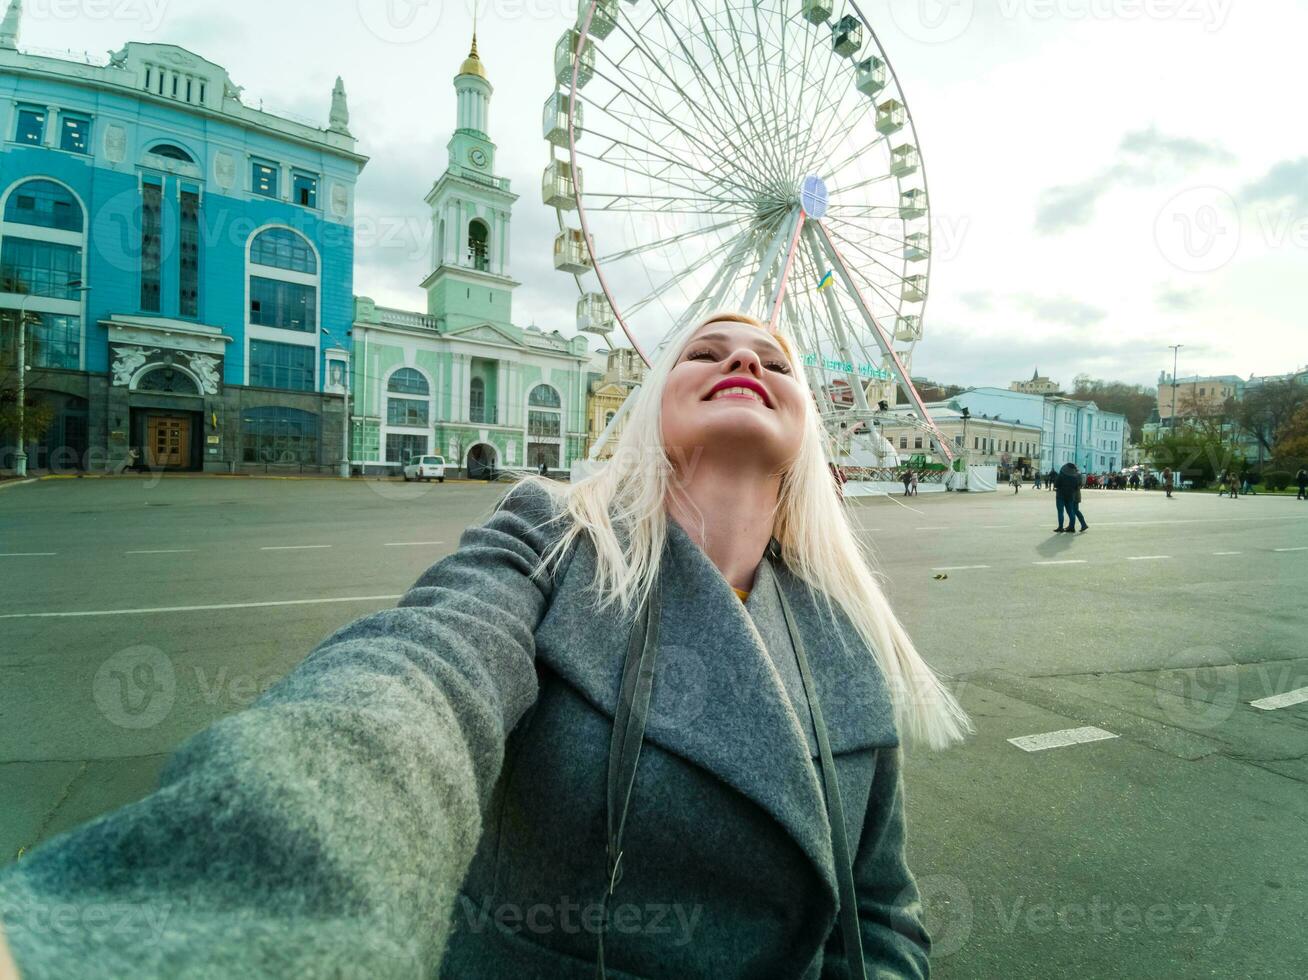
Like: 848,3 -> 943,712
4,179 -> 83,232
388,368 -> 429,396
136,366 -> 199,394
529,384 -> 561,408
467,219 -> 489,271
147,143 -> 195,162
385,367 -> 431,456
469,376 -> 486,422
241,406 -> 320,464
251,227 -> 318,274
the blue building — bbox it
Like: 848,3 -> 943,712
0,3 -> 367,472
950,387 -> 1127,475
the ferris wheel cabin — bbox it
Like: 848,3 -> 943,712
542,92 -> 582,147
554,29 -> 595,88
831,16 -> 863,57
876,99 -> 906,135
579,0 -> 620,39
543,159 -> 581,210
904,232 -> 929,263
855,56 -> 888,97
902,275 -> 927,303
554,228 -> 594,275
576,293 -> 617,335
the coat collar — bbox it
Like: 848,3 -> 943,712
533,520 -> 899,906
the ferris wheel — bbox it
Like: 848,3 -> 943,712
542,0 -> 955,463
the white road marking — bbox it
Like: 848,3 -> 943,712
1008,727 -> 1119,752
916,526 -> 950,531
1212,551 -> 1241,556
126,549 -> 196,555
0,594 -> 404,620
1126,555 -> 1171,561
932,565 -> 991,571
0,479 -> 38,491
1251,687 -> 1308,711
1033,560 -> 1087,566
0,552 -> 55,558
384,541 -> 446,547
260,545 -> 332,551
1273,547 -> 1308,553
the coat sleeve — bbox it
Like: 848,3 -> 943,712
0,481 -> 563,980
848,746 -> 932,980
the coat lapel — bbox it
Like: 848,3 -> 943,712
535,522 -> 897,907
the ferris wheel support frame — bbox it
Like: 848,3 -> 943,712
813,220 -> 956,462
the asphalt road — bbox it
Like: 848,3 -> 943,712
1,476 -> 1305,978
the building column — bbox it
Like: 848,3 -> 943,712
497,360 -> 509,425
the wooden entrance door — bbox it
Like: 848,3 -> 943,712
146,416 -> 190,469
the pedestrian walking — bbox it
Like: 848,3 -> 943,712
1034,471 -> 1043,490
1047,467 -> 1057,491
1227,471 -> 1241,499
902,467 -> 912,496
1298,467 -> 1308,500
910,470 -> 919,496
1010,470 -> 1021,494
0,312 -> 965,979
1163,467 -> 1174,499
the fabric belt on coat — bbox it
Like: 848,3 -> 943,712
596,550 -> 867,980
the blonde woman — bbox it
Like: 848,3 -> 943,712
0,313 -> 968,979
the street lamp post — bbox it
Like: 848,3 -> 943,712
1168,344 -> 1183,430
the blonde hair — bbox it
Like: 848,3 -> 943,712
524,311 -> 970,750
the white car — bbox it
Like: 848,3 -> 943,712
403,455 -> 446,482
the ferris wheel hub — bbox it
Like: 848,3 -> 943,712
799,175 -> 829,219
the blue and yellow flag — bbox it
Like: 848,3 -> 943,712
816,270 -> 834,292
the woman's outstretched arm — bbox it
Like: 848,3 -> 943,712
0,483 -> 560,979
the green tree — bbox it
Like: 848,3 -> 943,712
1237,380 -> 1308,460
1145,429 -> 1242,489
0,316 -> 55,446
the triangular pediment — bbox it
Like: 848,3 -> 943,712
445,321 -> 521,346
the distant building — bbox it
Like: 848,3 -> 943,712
348,34 -> 590,477
586,346 -> 645,458
878,401 -> 1042,473
950,388 -> 1126,473
1156,373 -> 1243,423
0,6 -> 367,473
1010,368 -> 1060,396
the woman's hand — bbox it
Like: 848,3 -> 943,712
0,922 -> 19,980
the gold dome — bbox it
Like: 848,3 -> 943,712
459,33 -> 487,80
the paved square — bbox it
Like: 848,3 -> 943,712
2,477 -> 1305,978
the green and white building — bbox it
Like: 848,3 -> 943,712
349,35 -> 590,477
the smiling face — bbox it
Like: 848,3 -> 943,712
660,318 -> 808,476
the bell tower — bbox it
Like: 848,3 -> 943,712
422,29 -> 519,333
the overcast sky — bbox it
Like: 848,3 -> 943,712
27,0 -> 1308,389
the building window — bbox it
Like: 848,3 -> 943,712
149,143 -> 194,162
293,172 -> 318,209
59,114 -> 92,154
954,435 -> 963,447
468,219 -> 489,271
252,160 -> 279,198
388,398 -> 428,426
4,179 -> 82,231
15,106 -> 46,145
386,433 -> 428,464
899,436 -> 908,449
249,339 -> 315,391
469,376 -> 488,422
388,367 -> 429,396
241,406 -> 320,464
529,384 -> 561,409
141,179 -> 162,312
387,368 -> 431,431
250,276 -> 316,331
974,437 -> 979,450
179,188 -> 200,317
250,228 -> 318,274
914,436 -> 923,450
528,410 -> 561,438
0,238 -> 82,298
0,310 -> 80,369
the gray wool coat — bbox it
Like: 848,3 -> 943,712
0,483 -> 931,979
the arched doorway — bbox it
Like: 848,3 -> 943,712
466,443 -> 497,480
